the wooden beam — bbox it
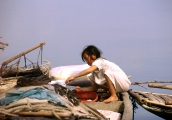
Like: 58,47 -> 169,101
132,80 -> 172,85
166,100 -> 172,105
1,42 -> 45,66
148,83 -> 172,90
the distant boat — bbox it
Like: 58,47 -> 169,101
128,89 -> 172,120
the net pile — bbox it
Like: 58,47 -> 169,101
0,60 -> 51,78
17,74 -> 51,87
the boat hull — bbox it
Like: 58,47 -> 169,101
128,90 -> 172,120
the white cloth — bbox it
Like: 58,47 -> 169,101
89,58 -> 131,92
97,110 -> 121,120
49,64 -> 90,80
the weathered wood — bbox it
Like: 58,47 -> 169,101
166,100 -> 172,105
128,90 -> 172,119
146,93 -> 162,103
132,80 -> 172,85
129,90 -> 172,108
153,94 -> 165,103
160,95 -> 172,105
128,90 -> 146,104
144,99 -> 172,108
1,42 -> 45,66
15,111 -> 72,117
148,83 -> 172,90
84,101 -> 124,112
120,92 -> 133,120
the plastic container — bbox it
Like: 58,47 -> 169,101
74,91 -> 98,102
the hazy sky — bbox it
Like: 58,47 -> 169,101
0,1 -> 172,119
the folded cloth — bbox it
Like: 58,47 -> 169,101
97,110 -> 121,120
0,87 -> 66,106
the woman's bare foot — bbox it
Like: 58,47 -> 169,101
103,96 -> 118,103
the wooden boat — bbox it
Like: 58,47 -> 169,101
128,89 -> 172,120
85,91 -> 133,120
0,42 -> 133,120
0,78 -> 133,120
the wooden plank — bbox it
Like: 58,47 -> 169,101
15,111 -> 72,117
166,100 -> 172,105
153,94 -> 165,103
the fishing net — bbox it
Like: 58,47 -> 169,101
0,44 -> 51,78
54,84 -> 80,106
17,74 -> 51,87
0,59 -> 51,78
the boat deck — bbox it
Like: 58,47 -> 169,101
0,78 -> 133,120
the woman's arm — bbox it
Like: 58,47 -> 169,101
65,65 -> 97,83
73,65 -> 97,78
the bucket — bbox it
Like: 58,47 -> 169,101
74,91 -> 98,102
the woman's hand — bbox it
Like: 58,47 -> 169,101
65,76 -> 75,84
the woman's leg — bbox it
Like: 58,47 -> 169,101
75,83 -> 98,92
103,74 -> 118,103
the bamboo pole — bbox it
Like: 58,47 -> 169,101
132,80 -> 172,85
142,104 -> 172,114
148,83 -> 172,90
128,90 -> 146,104
1,42 -> 45,66
15,111 -> 72,117
130,90 -> 172,107
143,99 -> 172,108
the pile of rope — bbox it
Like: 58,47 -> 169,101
54,84 -> 80,106
0,97 -> 102,120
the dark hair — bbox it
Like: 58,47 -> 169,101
81,45 -> 102,62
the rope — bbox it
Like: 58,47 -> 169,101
128,91 -> 138,120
